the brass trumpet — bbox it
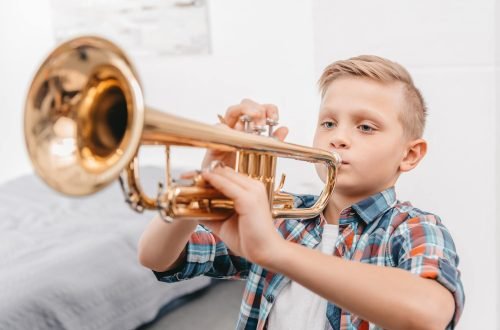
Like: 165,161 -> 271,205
24,36 -> 341,222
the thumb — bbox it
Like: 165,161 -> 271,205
272,126 -> 289,141
179,170 -> 200,179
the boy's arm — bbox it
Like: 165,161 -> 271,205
139,215 -> 251,280
138,215 -> 198,272
264,241 -> 455,330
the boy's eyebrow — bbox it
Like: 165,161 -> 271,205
319,107 -> 386,124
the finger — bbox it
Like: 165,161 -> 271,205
202,166 -> 250,191
224,100 -> 266,128
207,167 -> 263,194
216,167 -> 257,189
261,103 -> 279,121
272,126 -> 289,141
224,105 -> 252,129
201,169 -> 248,200
241,99 -> 267,126
217,114 -> 227,125
179,170 -> 200,179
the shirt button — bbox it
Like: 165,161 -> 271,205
266,294 -> 275,303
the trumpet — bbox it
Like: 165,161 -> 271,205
24,36 -> 341,222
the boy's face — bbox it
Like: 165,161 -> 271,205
313,77 -> 410,197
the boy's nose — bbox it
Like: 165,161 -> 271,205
330,133 -> 350,149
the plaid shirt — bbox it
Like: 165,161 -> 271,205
155,187 -> 464,329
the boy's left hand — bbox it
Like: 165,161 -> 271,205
199,166 -> 285,266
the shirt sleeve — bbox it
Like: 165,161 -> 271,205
154,224 -> 251,282
388,214 -> 465,329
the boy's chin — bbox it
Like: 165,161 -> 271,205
333,181 -> 372,197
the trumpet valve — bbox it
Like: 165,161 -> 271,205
266,118 -> 278,137
253,125 -> 266,135
240,114 -> 252,132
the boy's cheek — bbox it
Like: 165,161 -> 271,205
314,163 -> 327,183
311,132 -> 324,149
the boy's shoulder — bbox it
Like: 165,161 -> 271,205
386,199 -> 445,230
289,190 -> 446,230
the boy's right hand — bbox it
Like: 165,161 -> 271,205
200,99 -> 289,170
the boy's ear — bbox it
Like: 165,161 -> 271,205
399,138 -> 427,172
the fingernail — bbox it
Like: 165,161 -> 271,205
217,114 -> 226,124
209,160 -> 225,171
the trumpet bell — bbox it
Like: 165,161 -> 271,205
24,37 -> 145,195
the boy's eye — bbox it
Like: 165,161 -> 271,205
358,124 -> 375,133
321,121 -> 336,129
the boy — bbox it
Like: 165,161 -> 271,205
138,55 -> 464,329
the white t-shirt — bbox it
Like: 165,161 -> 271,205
267,223 -> 339,330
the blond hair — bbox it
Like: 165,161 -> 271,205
318,55 -> 427,139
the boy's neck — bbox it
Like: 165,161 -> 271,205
323,180 -> 398,225
323,195 -> 351,225
322,190 -> 377,225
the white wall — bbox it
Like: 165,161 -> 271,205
313,0 -> 497,329
0,0 -> 497,328
0,1 -> 55,183
496,0 -> 500,326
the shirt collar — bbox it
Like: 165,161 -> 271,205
345,187 -> 397,225
293,187 -> 397,225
